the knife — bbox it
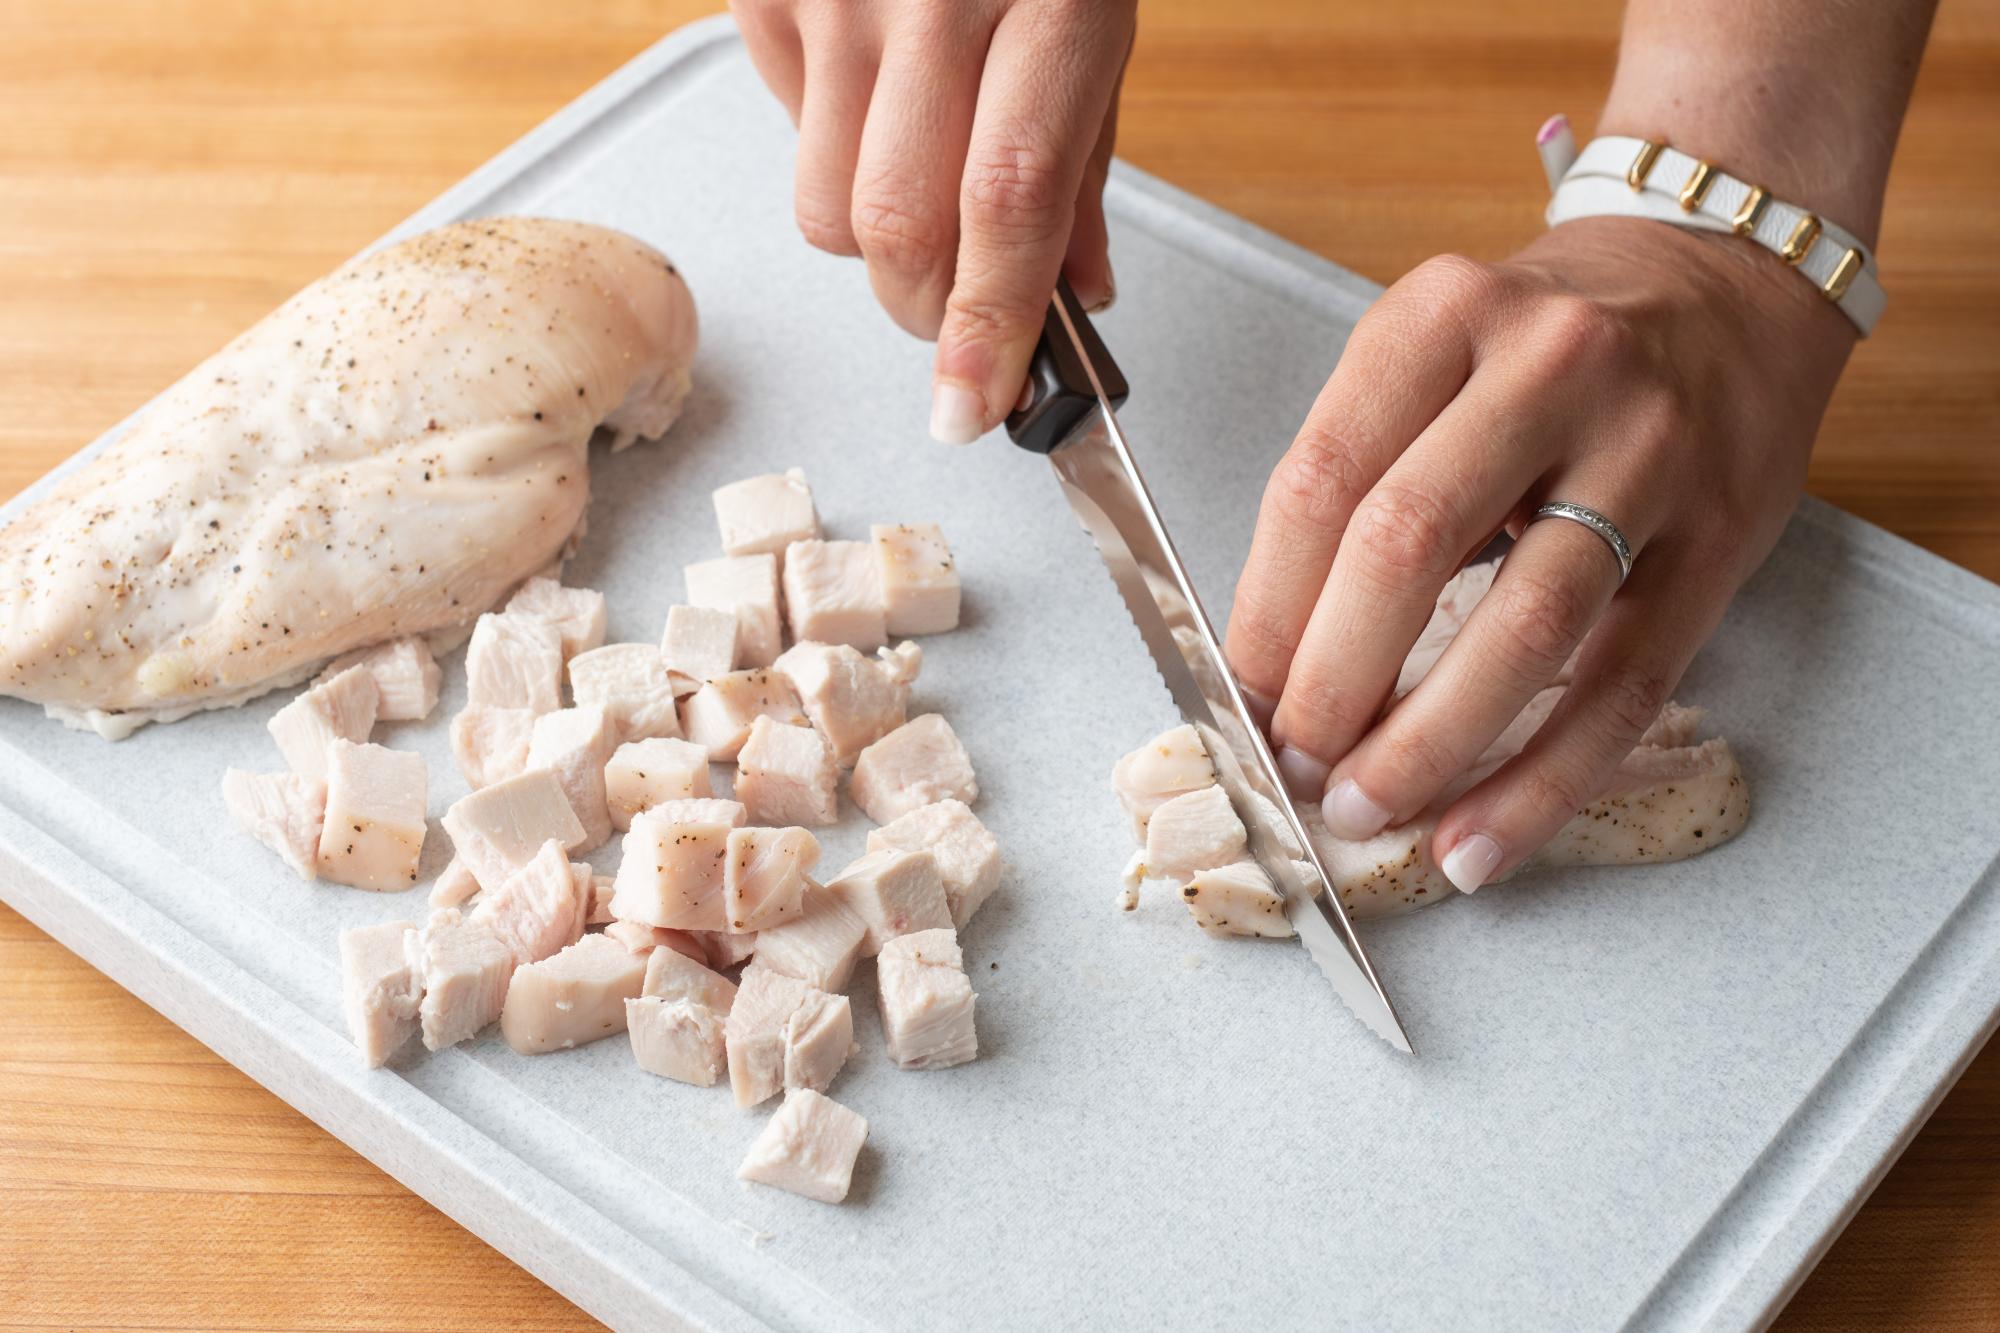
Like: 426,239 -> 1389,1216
1005,278 -> 1414,1054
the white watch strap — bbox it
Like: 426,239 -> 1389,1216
1545,134 -> 1884,337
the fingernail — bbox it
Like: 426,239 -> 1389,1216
929,381 -> 987,446
1274,746 -> 1331,801
1084,263 -> 1117,314
1321,779 -> 1393,840
1241,687 -> 1277,729
1440,833 -> 1503,893
1014,377 -> 1036,413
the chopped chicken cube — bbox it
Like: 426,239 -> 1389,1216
771,641 -> 913,765
316,739 -> 427,891
469,839 -> 588,965
410,908 -> 517,1050
753,885 -> 868,992
725,963 -> 853,1107
339,919 -> 420,1067
222,769 -> 325,879
268,664 -> 379,782
525,705 -> 617,851
737,1088 -> 867,1204
876,927 -> 978,1069
464,611 -> 564,714
1182,862 -> 1294,938
627,996 -> 730,1086
643,945 -> 739,1009
823,848 -> 951,956
712,468 -> 819,563
696,928 -> 758,970
680,667 -> 807,762
567,643 -> 682,744
603,736 -> 712,832
431,856 -> 482,909
503,577 -> 608,661
607,808 -> 733,930
500,933 -> 649,1055
449,704 -> 536,790
848,714 -> 978,824
315,637 -> 441,722
658,604 -> 738,686
627,948 -> 736,1084
866,799 -> 1001,928
1142,784 -> 1247,883
871,522 -> 960,635
736,715 -> 838,826
723,826 -> 819,933
781,539 -> 886,651
441,768 -> 586,890
602,919 -> 707,963
879,639 -> 922,687
1111,723 -> 1217,837
686,554 -> 783,668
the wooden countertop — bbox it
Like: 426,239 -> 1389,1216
2,1 -> 1995,1327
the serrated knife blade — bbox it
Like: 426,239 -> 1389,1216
1005,281 -> 1413,1054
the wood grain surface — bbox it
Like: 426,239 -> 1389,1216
2,1 -> 1996,1328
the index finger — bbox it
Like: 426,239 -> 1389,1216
926,2 -> 1129,445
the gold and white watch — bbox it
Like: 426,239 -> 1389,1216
1534,117 -> 1885,337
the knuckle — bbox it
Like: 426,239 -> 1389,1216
1375,722 -> 1460,789
1517,759 -> 1596,823
940,290 -> 1033,348
794,202 -> 858,257
849,191 -> 952,277
1348,481 -> 1460,582
1406,252 -> 1504,312
1485,571 -> 1592,679
1266,429 -> 1372,533
961,132 -> 1070,239
1533,295 -> 1636,377
1593,657 -> 1675,741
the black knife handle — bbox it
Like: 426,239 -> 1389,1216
1004,276 -> 1130,454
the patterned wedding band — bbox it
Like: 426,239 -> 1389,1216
1531,501 -> 1635,584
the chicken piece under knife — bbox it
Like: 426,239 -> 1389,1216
0,217 -> 698,737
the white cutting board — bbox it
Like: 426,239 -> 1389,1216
4,19 -> 1999,1332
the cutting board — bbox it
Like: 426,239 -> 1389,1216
4,18 -> 1999,1331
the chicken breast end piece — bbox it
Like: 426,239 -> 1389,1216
1111,723 -> 1216,839
1182,861 -> 1293,939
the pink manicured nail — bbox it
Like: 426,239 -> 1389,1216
1440,833 -> 1503,893
929,381 -> 987,446
1274,747 -> 1331,801
1321,779 -> 1392,840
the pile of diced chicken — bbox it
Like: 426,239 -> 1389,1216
1111,560 -> 1752,930
225,468 -> 1001,1206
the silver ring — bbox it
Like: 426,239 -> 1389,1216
1531,502 -> 1634,584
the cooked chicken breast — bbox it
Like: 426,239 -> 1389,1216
1,217 -> 698,737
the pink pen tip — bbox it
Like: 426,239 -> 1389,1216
1536,114 -> 1569,146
